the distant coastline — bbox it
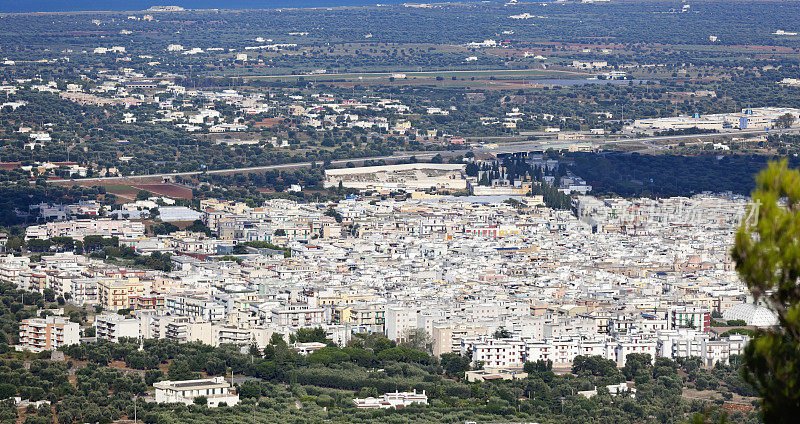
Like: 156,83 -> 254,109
0,0 -> 414,14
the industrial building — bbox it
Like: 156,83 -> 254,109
324,163 -> 466,191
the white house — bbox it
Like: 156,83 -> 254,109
154,377 -> 240,407
353,390 -> 428,409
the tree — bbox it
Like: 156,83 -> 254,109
0,383 -> 15,399
493,327 -> 511,339
324,207 -> 342,223
185,219 -> 212,236
269,333 -> 287,347
245,342 -> 261,360
238,381 -> 262,399
440,353 -> 471,378
775,113 -> 796,129
205,358 -> 227,376
573,355 -> 621,378
291,327 -> 328,344
168,359 -> 199,381
400,328 -> 432,353
193,396 -> 207,406
523,359 -> 553,374
732,160 -> 800,423
42,288 -> 55,303
152,222 -> 179,235
26,239 -> 51,252
622,353 -> 652,380
5,237 -> 23,252
465,162 -> 479,177
145,369 -> 163,386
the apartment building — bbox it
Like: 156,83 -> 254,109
70,277 -> 100,306
669,306 -> 711,332
95,313 -> 141,342
609,337 -> 659,366
164,317 -> 213,345
25,219 -> 145,240
212,325 -> 252,346
657,330 -> 748,366
270,303 -> 325,327
333,303 -> 385,334
385,305 -> 419,343
165,295 -> 225,321
18,316 -> 80,352
470,339 -> 526,369
129,295 -> 165,310
432,322 -> 490,357
98,278 -> 144,311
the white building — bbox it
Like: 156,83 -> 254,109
154,377 -> 239,407
159,207 -> 204,222
353,390 -> 428,409
270,303 -> 325,327
324,163 -> 466,191
95,313 -> 141,342
471,338 -> 525,369
722,303 -> 778,327
579,382 -> 636,398
385,305 -> 419,343
572,60 -> 608,69
25,219 -> 145,241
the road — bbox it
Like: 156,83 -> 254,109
229,68 -> 585,81
50,151 -> 452,184
49,127 -> 800,184
482,127 -> 800,154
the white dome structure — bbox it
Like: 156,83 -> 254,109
722,303 -> 778,327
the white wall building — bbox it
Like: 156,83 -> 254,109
95,313 -> 141,342
154,377 -> 239,407
353,390 -> 428,409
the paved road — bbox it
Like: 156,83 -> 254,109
233,68 -> 585,80
50,151 -> 452,183
481,127 -> 800,154
49,127 -> 800,184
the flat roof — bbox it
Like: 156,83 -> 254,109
172,381 -> 227,389
325,163 -> 464,176
154,378 -> 229,390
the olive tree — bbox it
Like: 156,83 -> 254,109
732,159 -> 800,423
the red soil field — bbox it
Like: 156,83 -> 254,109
130,183 -> 193,199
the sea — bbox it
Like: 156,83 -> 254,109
0,0 -> 410,13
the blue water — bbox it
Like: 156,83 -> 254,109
0,0 -> 408,13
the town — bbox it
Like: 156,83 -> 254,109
1,1 -> 799,423
3,176 -> 766,414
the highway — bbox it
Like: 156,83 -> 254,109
49,127 -> 800,184
482,127 -> 800,154
232,68 -> 585,81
